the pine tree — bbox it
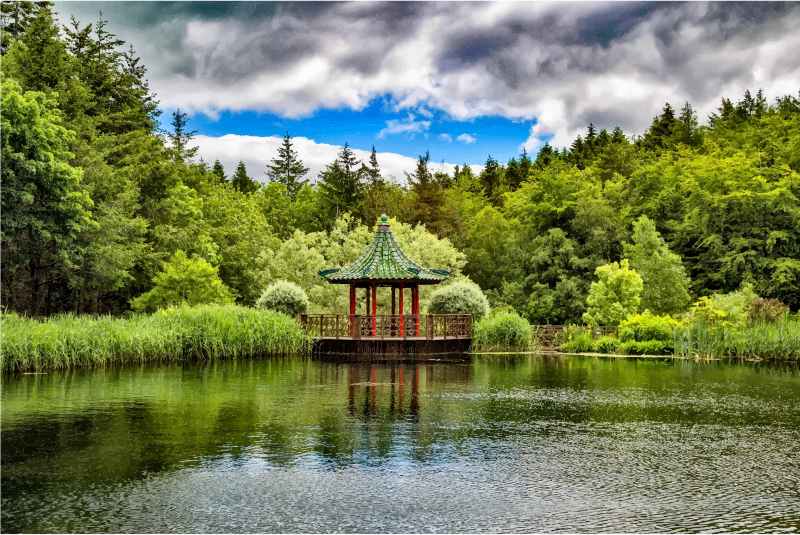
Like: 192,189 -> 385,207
534,143 -> 557,169
169,108 -> 198,162
675,101 -> 701,146
408,150 -> 445,235
367,145 -> 382,184
231,161 -> 259,194
211,159 -> 227,183
1,1 -> 52,54
642,103 -> 677,150
266,132 -> 309,199
479,155 -> 505,202
317,142 -> 366,225
611,126 -> 626,143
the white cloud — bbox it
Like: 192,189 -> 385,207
457,133 -> 476,144
438,133 -> 452,142
191,135 -> 483,184
377,113 -> 432,139
56,2 -> 800,153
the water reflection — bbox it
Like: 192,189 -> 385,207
2,355 -> 800,533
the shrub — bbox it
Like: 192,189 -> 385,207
618,340 -> 667,355
428,280 -> 490,320
698,283 -> 759,326
131,250 -> 236,313
256,280 -> 309,318
619,313 -> 680,346
562,325 -> 593,352
472,311 -> 532,351
748,298 -> 789,324
593,336 -> 619,354
583,259 -> 643,326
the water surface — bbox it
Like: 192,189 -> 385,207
2,355 -> 799,533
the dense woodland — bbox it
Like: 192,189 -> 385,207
2,5 -> 799,322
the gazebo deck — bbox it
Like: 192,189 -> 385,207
299,314 -> 472,357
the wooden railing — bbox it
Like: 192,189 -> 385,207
532,325 -> 619,347
298,314 -> 472,340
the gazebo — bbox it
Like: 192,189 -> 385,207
302,215 -> 472,356
319,215 -> 450,320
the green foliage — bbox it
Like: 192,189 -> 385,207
1,79 -> 92,315
231,160 -> 260,194
256,280 -> 309,318
0,305 -> 311,372
592,336 -> 619,354
130,251 -> 235,313
748,298 -> 789,324
617,339 -> 667,355
674,315 -> 800,360
427,280 -> 490,320
624,216 -> 690,314
472,311 -> 532,351
266,132 -> 309,199
619,313 -> 680,344
317,143 -> 365,226
562,325 -> 593,352
702,283 -> 759,326
583,259 -> 643,326
407,150 -> 446,235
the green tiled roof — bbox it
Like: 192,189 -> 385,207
318,215 -> 451,284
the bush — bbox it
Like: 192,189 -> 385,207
428,280 -> 490,320
593,336 -> 619,354
131,250 -> 236,313
748,298 -> 789,324
562,325 -> 593,352
701,283 -> 759,326
472,311 -> 532,351
618,340 -> 667,355
256,280 -> 309,317
583,259 -> 643,326
619,313 -> 680,346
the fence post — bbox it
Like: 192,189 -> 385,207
353,315 -> 361,340
427,315 -> 434,340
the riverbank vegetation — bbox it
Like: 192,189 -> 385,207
1,7 -> 799,361
1,305 -> 311,372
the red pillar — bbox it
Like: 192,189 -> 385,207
413,284 -> 420,336
371,282 -> 377,336
399,282 -> 404,336
349,284 -> 356,336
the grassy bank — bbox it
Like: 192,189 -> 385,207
1,305 -> 312,373
673,316 -> 800,360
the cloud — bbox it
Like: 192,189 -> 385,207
377,113 -> 432,139
438,133 -> 452,142
457,133 -> 476,144
56,2 -> 800,150
190,135 -> 482,184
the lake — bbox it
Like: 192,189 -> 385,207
2,354 -> 799,533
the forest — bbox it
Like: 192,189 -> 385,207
2,5 -> 800,324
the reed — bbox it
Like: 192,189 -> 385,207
1,305 -> 312,373
472,311 -> 534,352
673,315 -> 800,360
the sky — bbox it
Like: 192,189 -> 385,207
53,1 -> 800,183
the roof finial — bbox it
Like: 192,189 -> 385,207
380,214 -> 388,224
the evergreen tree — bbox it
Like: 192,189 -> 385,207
479,155 -> 505,203
231,161 -> 259,194
168,108 -> 198,162
675,101 -> 701,146
317,142 -> 366,225
641,103 -> 677,150
611,126 -> 626,143
408,150 -> 445,235
211,158 -> 227,183
1,1 -> 52,54
534,143 -> 557,169
367,145 -> 381,184
266,132 -> 309,199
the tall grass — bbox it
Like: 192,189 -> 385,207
472,311 -> 533,352
1,305 -> 312,373
673,315 -> 800,360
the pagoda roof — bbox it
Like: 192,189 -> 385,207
318,215 -> 451,285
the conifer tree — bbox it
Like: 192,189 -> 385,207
266,132 -> 309,199
231,161 -> 259,194
367,145 -> 381,184
408,150 -> 445,235
317,142 -> 366,225
169,108 -> 198,162
0,0 -> 52,54
211,159 -> 227,183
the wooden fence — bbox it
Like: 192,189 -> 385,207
532,325 -> 619,347
298,314 -> 472,340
